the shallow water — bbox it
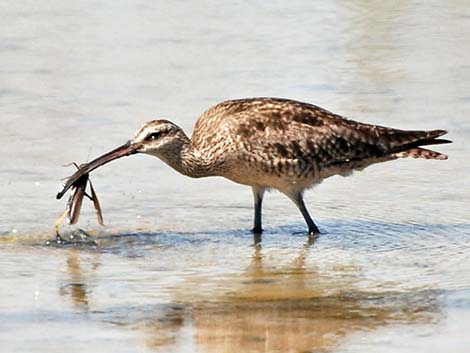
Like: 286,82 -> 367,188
1,1 -> 470,352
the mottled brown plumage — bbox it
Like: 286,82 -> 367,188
57,97 -> 451,234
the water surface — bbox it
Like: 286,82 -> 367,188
1,1 -> 469,352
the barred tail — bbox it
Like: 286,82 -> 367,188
388,129 -> 451,160
396,147 -> 448,160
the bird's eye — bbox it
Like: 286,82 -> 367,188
147,131 -> 162,140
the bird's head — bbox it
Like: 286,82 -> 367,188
56,119 -> 188,199
131,120 -> 188,156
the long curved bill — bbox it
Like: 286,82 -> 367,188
56,140 -> 138,199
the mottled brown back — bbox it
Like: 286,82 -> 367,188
191,98 -> 449,174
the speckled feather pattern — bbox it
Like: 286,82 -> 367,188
184,98 -> 448,194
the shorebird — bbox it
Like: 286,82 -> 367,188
57,98 -> 451,234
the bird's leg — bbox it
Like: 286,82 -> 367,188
251,186 -> 266,233
287,192 -> 320,235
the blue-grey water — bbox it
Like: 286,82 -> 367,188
1,1 -> 469,352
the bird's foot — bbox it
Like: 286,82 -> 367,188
292,228 -> 322,236
252,232 -> 262,246
308,230 -> 319,239
308,224 -> 321,236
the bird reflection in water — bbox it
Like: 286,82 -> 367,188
133,234 -> 441,353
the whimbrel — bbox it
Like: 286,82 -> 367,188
57,98 -> 451,234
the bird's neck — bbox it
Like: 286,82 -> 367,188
157,135 -> 216,178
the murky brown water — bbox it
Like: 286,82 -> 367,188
1,1 -> 470,352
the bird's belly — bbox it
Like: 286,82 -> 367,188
219,155 -> 386,193
220,164 -> 323,193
